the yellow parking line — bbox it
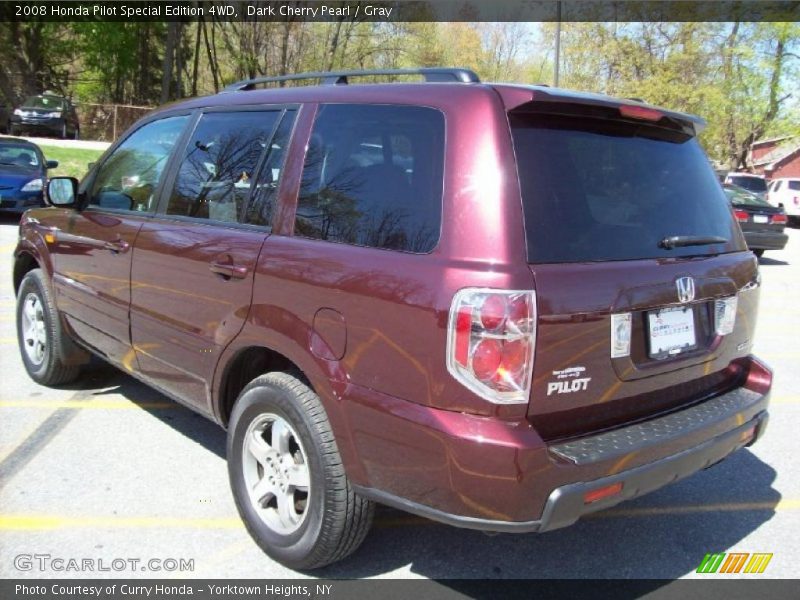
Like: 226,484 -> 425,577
771,396 -> 800,405
2,499 -> 797,532
592,498 -> 800,519
0,514 -> 244,531
0,337 -> 17,344
0,243 -> 17,253
0,399 -> 176,410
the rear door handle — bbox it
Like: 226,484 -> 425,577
209,261 -> 248,280
104,239 -> 130,254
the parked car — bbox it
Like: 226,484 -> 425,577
724,183 -> 788,257
0,138 -> 58,214
9,93 -> 80,139
767,177 -> 800,226
14,68 -> 771,570
0,101 -> 10,133
725,172 -> 768,199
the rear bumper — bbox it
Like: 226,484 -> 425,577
348,356 -> 772,531
744,231 -> 788,251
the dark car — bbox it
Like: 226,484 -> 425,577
9,93 -> 80,139
0,101 -> 10,133
13,68 -> 771,570
724,183 -> 789,257
0,138 -> 58,214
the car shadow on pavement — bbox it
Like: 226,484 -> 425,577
758,256 -> 789,266
76,364 -> 780,583
84,362 -> 227,459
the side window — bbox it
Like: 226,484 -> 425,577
296,104 -> 445,253
166,111 -> 281,223
89,115 -> 188,212
774,180 -> 782,191
244,110 -> 296,227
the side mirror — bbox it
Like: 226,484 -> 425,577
47,177 -> 79,207
46,159 -> 59,169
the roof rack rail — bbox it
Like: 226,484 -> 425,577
222,68 -> 480,92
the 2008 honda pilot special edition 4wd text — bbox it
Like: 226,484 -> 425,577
14,68 -> 772,569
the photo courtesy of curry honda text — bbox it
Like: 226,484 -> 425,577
14,68 -> 772,570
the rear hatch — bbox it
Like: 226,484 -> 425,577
506,95 -> 758,441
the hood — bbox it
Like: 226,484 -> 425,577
0,168 -> 42,189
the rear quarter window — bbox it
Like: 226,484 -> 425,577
295,104 -> 444,253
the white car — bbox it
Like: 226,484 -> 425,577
724,172 -> 768,198
767,177 -> 800,222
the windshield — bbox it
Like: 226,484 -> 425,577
510,114 -> 743,263
0,144 -> 40,167
22,95 -> 65,111
724,184 -> 771,207
727,175 -> 767,193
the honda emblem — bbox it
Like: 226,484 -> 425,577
676,276 -> 696,303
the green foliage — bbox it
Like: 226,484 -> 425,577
37,145 -> 104,180
1,20 -> 796,165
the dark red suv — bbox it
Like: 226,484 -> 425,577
13,68 -> 771,569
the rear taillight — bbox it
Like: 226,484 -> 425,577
772,213 -> 788,225
447,289 -> 536,404
734,210 -> 749,223
714,296 -> 738,336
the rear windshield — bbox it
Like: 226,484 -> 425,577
724,184 -> 771,207
510,114 -> 743,263
727,175 -> 767,193
22,95 -> 65,110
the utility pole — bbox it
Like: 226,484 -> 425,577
554,1 -> 562,87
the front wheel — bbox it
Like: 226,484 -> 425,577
16,269 -> 82,385
753,249 -> 765,258
227,372 -> 374,570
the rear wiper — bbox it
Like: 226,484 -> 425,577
659,235 -> 728,249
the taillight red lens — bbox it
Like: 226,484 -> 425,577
447,289 -> 537,404
772,213 -> 788,224
454,307 -> 472,367
472,339 -> 503,380
619,104 -> 663,121
734,210 -> 749,223
480,294 -> 507,331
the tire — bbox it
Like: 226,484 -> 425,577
227,372 -> 374,570
753,249 -> 764,258
9,124 -> 20,136
16,268 -> 82,386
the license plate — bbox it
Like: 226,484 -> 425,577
648,306 -> 696,357
753,215 -> 768,223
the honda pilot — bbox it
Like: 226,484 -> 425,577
14,68 -> 771,569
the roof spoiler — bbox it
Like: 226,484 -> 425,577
495,85 -> 705,136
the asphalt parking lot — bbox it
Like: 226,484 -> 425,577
0,214 -> 798,580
